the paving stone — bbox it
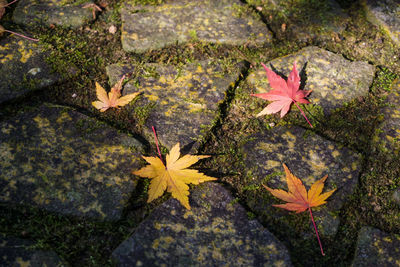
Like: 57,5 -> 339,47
256,0 -> 349,42
0,104 -> 144,221
120,0 -> 272,53
241,125 -> 361,236
353,227 -> 400,266
363,0 -> 400,46
0,37 -> 60,104
13,0 -> 96,28
112,183 -> 293,267
373,79 -> 400,153
106,60 -> 245,151
0,234 -> 65,267
247,46 -> 375,116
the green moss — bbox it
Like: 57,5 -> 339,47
128,0 -> 164,5
74,117 -> 107,135
0,203 -> 146,266
246,211 -> 256,220
133,102 -> 156,128
58,0 -> 89,6
242,184 -> 260,192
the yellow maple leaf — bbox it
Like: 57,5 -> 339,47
133,143 -> 217,209
92,75 -> 140,112
263,163 -> 336,213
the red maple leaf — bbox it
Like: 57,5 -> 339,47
251,62 -> 313,127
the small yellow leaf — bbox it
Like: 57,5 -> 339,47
133,143 -> 216,209
92,75 -> 140,112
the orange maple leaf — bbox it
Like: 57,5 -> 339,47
263,164 -> 335,213
132,143 -> 217,210
92,75 -> 140,112
263,163 -> 336,256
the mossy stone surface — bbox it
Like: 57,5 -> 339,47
106,60 -> 245,151
373,79 -> 400,153
120,0 -> 272,53
352,227 -> 400,266
363,0 -> 400,46
112,183 -> 293,267
0,37 -> 60,103
13,0 -> 96,28
241,125 -> 361,236
0,104 -> 144,221
247,46 -> 375,117
0,234 -> 65,267
254,0 -> 349,42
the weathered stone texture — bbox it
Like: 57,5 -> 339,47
249,0 -> 348,43
0,234 -> 65,267
13,0 -> 96,28
120,0 -> 272,53
247,46 -> 375,116
353,227 -> 400,266
106,60 -> 245,150
113,183 -> 293,267
0,104 -> 144,220
363,0 -> 400,46
242,125 -> 361,236
0,37 -> 59,103
373,79 -> 400,152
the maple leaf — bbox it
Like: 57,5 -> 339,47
263,163 -> 336,256
82,3 -> 102,20
0,0 -> 38,41
133,143 -> 217,210
251,62 -> 313,127
0,0 -> 7,20
92,75 -> 140,112
0,0 -> 39,42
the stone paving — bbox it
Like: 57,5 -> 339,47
1,0 -> 400,266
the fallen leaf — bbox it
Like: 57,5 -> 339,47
251,62 -> 313,127
0,0 -> 7,20
263,163 -> 335,255
0,25 -> 5,37
92,75 -> 140,112
0,0 -> 18,19
82,3 -> 102,19
0,0 -> 38,41
133,143 -> 217,209
263,164 -> 335,212
98,0 -> 109,8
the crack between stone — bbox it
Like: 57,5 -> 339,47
196,60 -> 251,154
239,0 -> 278,40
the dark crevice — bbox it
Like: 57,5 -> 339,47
197,60 -> 251,153
239,0 -> 278,40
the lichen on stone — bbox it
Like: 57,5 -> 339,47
0,104 -> 144,221
113,183 -> 293,266
247,46 -> 375,117
106,60 -> 245,150
13,0 -> 96,28
241,125 -> 361,237
120,0 -> 272,53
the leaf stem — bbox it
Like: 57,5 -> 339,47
308,207 -> 325,256
1,0 -> 18,7
152,126 -> 164,164
4,29 -> 39,42
293,101 -> 313,128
